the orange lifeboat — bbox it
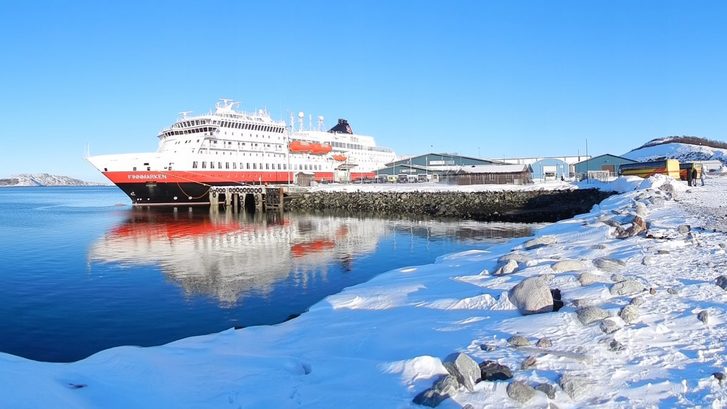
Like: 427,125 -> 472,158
332,154 -> 347,162
310,143 -> 332,155
289,140 -> 311,153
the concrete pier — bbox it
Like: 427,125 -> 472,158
208,186 -> 285,213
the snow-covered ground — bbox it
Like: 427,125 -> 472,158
310,180 -> 575,193
1,175 -> 727,408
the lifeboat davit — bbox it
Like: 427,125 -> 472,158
332,154 -> 347,162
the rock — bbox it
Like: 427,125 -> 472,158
523,236 -> 557,250
677,224 -> 691,234
630,296 -> 645,306
593,257 -> 625,273
697,310 -> 710,325
479,360 -> 513,381
479,343 -> 497,352
559,374 -> 591,400
619,305 -> 639,324
577,306 -> 610,325
413,375 -> 460,407
551,260 -> 588,272
642,256 -> 657,266
578,272 -> 604,286
592,244 -> 607,250
495,259 -> 519,275
610,280 -> 646,296
508,335 -> 531,347
521,356 -> 537,369
609,340 -> 625,351
499,253 -> 531,265
610,273 -> 625,282
600,318 -> 620,334
551,288 -> 564,311
713,372 -> 725,383
657,249 -> 671,255
443,353 -> 480,392
716,275 -> 727,290
508,276 -> 554,315
649,287 -> 657,295
535,382 -> 557,399
507,381 -> 537,404
634,202 -> 648,216
667,287 -> 678,295
536,337 -> 553,348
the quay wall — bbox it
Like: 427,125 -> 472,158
286,189 -> 615,223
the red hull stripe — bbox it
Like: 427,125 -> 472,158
103,171 -> 336,184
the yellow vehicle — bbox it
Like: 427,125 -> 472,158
619,159 -> 680,179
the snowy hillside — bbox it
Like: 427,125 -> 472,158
623,140 -> 727,165
0,173 -> 100,187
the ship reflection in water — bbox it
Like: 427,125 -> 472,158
89,209 -> 537,307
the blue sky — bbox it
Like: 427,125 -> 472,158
1,1 -> 726,181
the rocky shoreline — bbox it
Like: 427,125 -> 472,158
287,189 -> 615,223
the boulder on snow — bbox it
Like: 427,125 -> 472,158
697,310 -> 710,325
443,353 -> 480,392
521,355 -> 537,369
536,337 -> 553,348
508,277 -> 554,315
600,318 -> 620,334
716,275 -> 727,290
677,224 -> 691,234
479,360 -> 513,381
508,335 -> 531,347
610,279 -> 646,296
535,382 -> 557,399
507,380 -> 537,404
577,306 -> 610,325
593,257 -> 625,273
619,305 -> 639,324
413,375 -> 460,407
578,272 -> 605,286
551,260 -> 588,272
494,259 -> 519,275
523,236 -> 557,250
498,253 -> 531,265
559,373 -> 592,400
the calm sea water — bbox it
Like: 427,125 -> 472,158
0,187 -> 538,362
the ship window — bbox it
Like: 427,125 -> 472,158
283,164 -> 286,170
259,163 -> 263,169
147,167 -> 151,171
233,162 -> 236,169
277,164 -> 281,170
246,163 -> 250,169
218,162 -> 222,169
210,162 -> 214,169
265,163 -> 269,170
202,161 -> 206,169
192,161 -> 198,169
253,163 -> 256,170
133,166 -> 137,171
225,162 -> 229,169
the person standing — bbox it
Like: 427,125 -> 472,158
700,167 -> 705,186
687,167 -> 693,186
692,168 -> 698,186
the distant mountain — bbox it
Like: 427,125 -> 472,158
623,136 -> 727,165
0,173 -> 102,187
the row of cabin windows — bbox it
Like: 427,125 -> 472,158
175,119 -> 282,133
192,161 -> 322,171
217,121 -> 283,133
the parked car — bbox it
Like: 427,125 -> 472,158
397,174 -> 409,183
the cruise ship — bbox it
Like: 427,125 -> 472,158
87,99 -> 397,205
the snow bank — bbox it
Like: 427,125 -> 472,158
1,176 -> 727,408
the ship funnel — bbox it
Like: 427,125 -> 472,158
328,118 -> 353,134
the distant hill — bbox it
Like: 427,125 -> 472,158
0,173 -> 103,187
623,136 -> 727,165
